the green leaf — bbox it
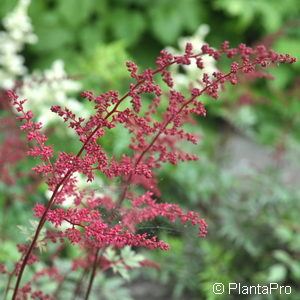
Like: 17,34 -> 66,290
213,0 -> 296,32
273,250 -> 293,265
78,41 -> 130,92
149,0 -> 204,45
149,0 -> 184,44
0,240 -> 20,261
260,4 -> 281,32
31,11 -> 61,28
104,247 -> 119,261
117,267 -> 130,281
57,0 -> 95,28
120,246 -> 144,268
237,106 -> 257,126
108,9 -> 146,44
28,1 -> 48,20
269,66 -> 293,89
120,246 -> 133,259
267,264 -> 287,282
17,220 -> 47,252
177,0 -> 204,32
0,0 -> 18,19
32,25 -> 73,52
290,263 -> 300,280
111,262 -> 126,276
124,255 -> 144,268
115,0 -> 149,7
78,23 -> 105,52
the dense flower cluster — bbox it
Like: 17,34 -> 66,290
167,24 -> 219,89
4,41 -> 296,299
0,0 -> 36,89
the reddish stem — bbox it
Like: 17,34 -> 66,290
84,248 -> 101,300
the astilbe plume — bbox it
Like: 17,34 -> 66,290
4,41 -> 296,299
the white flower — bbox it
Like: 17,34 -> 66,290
17,60 -> 83,126
0,0 -> 37,89
167,25 -> 218,89
2,0 -> 37,45
1,1 -> 83,129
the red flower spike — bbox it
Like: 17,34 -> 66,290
5,42 -> 296,298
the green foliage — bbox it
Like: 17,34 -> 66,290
149,0 -> 204,44
147,234 -> 203,299
19,0 -> 300,91
0,0 -> 18,18
108,9 -> 146,44
104,246 -> 144,280
17,220 -> 48,252
78,41 -> 131,92
199,240 -> 235,300
57,0 -> 95,29
212,0 -> 299,32
0,240 -> 19,263
90,273 -> 133,300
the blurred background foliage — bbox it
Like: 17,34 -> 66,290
0,0 -> 300,299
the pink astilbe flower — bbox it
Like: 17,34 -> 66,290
122,191 -> 207,236
4,41 -> 296,299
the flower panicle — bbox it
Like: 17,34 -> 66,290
5,41 -> 296,298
